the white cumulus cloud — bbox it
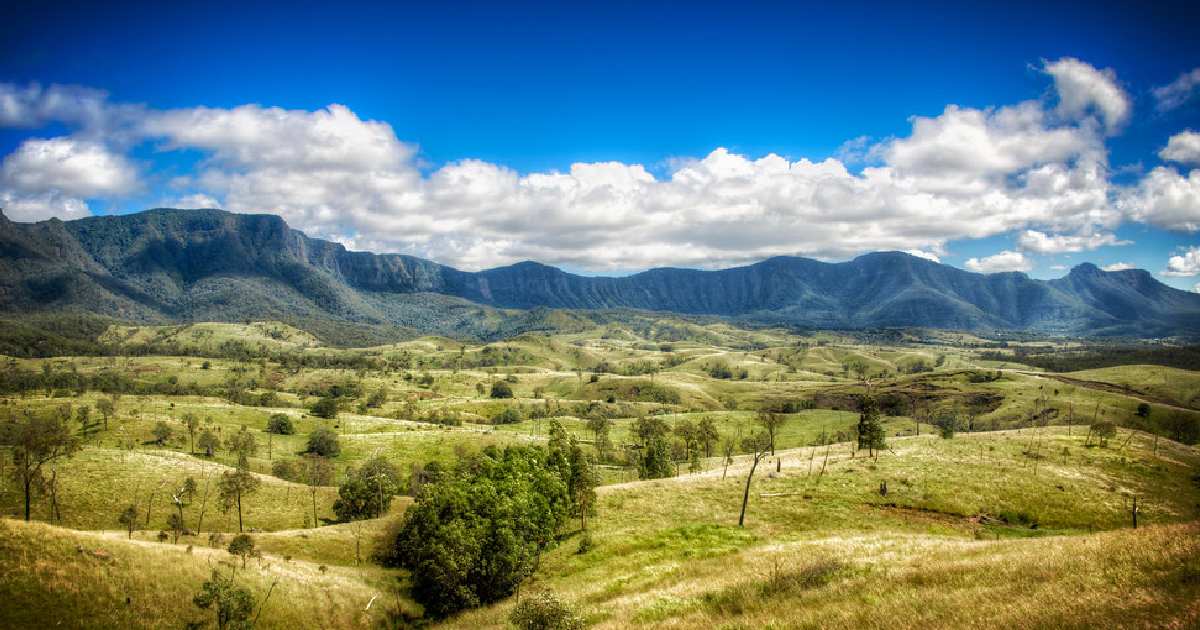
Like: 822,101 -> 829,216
1016,229 -> 1128,254
1,138 -> 137,198
0,137 -> 137,222
1160,131 -> 1200,165
964,250 -> 1032,273
1119,167 -> 1200,232
1101,262 -> 1134,271
1043,57 -> 1130,132
1163,246 -> 1200,277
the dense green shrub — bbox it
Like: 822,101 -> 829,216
265,413 -> 295,435
491,406 -> 523,425
309,396 -> 339,419
305,426 -> 341,457
383,446 -> 571,617
490,381 -> 514,399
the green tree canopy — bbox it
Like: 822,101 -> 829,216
856,395 -> 887,456
490,380 -> 514,399
383,446 -> 571,617
305,426 -> 341,457
333,456 -> 402,521
265,413 -> 295,435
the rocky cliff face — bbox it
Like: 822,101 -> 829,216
2,208 -> 1197,336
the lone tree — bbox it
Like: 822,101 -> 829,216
227,533 -> 256,568
755,409 -> 787,456
384,446 -> 571,617
218,467 -> 261,533
1090,420 -> 1118,447
305,426 -> 341,457
152,421 -> 174,446
696,416 -> 720,458
721,437 -> 735,480
172,477 -> 198,534
305,454 -> 334,527
76,405 -> 101,441
310,396 -> 339,419
225,428 -> 258,467
333,456 -> 402,521
738,431 -> 772,527
265,414 -> 295,435
118,504 -> 139,539
1,410 -> 81,521
193,570 -> 255,630
585,414 -> 612,450
96,398 -> 115,431
633,416 -> 673,479
167,512 -> 186,544
856,395 -> 887,457
184,413 -> 200,452
935,411 -> 958,440
197,428 -> 220,457
566,439 -> 598,531
490,380 -> 514,399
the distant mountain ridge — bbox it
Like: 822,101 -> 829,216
2,207 -> 1198,337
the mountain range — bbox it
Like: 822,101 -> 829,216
2,207 -> 1198,339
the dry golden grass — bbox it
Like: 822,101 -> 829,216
0,518 -> 415,629
446,428 -> 1200,629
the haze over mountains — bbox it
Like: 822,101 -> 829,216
2,207 -> 1198,338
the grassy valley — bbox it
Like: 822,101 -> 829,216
1,319 -> 1198,628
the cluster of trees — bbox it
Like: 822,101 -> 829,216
705,361 -> 749,380
383,435 -> 596,617
629,410 -> 792,480
0,364 -> 212,397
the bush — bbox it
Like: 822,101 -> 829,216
490,381 -> 514,399
266,413 -> 295,435
509,591 -> 584,630
491,406 -> 523,425
193,570 -> 254,630
271,459 -> 300,482
151,421 -> 173,445
227,533 -> 255,568
310,396 -> 339,419
1091,420 -> 1117,447
306,426 -> 341,457
935,413 -> 958,439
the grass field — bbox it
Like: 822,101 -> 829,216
1,320 -> 1198,628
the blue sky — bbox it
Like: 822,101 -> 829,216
1,1 -> 1199,287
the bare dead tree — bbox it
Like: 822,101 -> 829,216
737,432 -> 772,528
